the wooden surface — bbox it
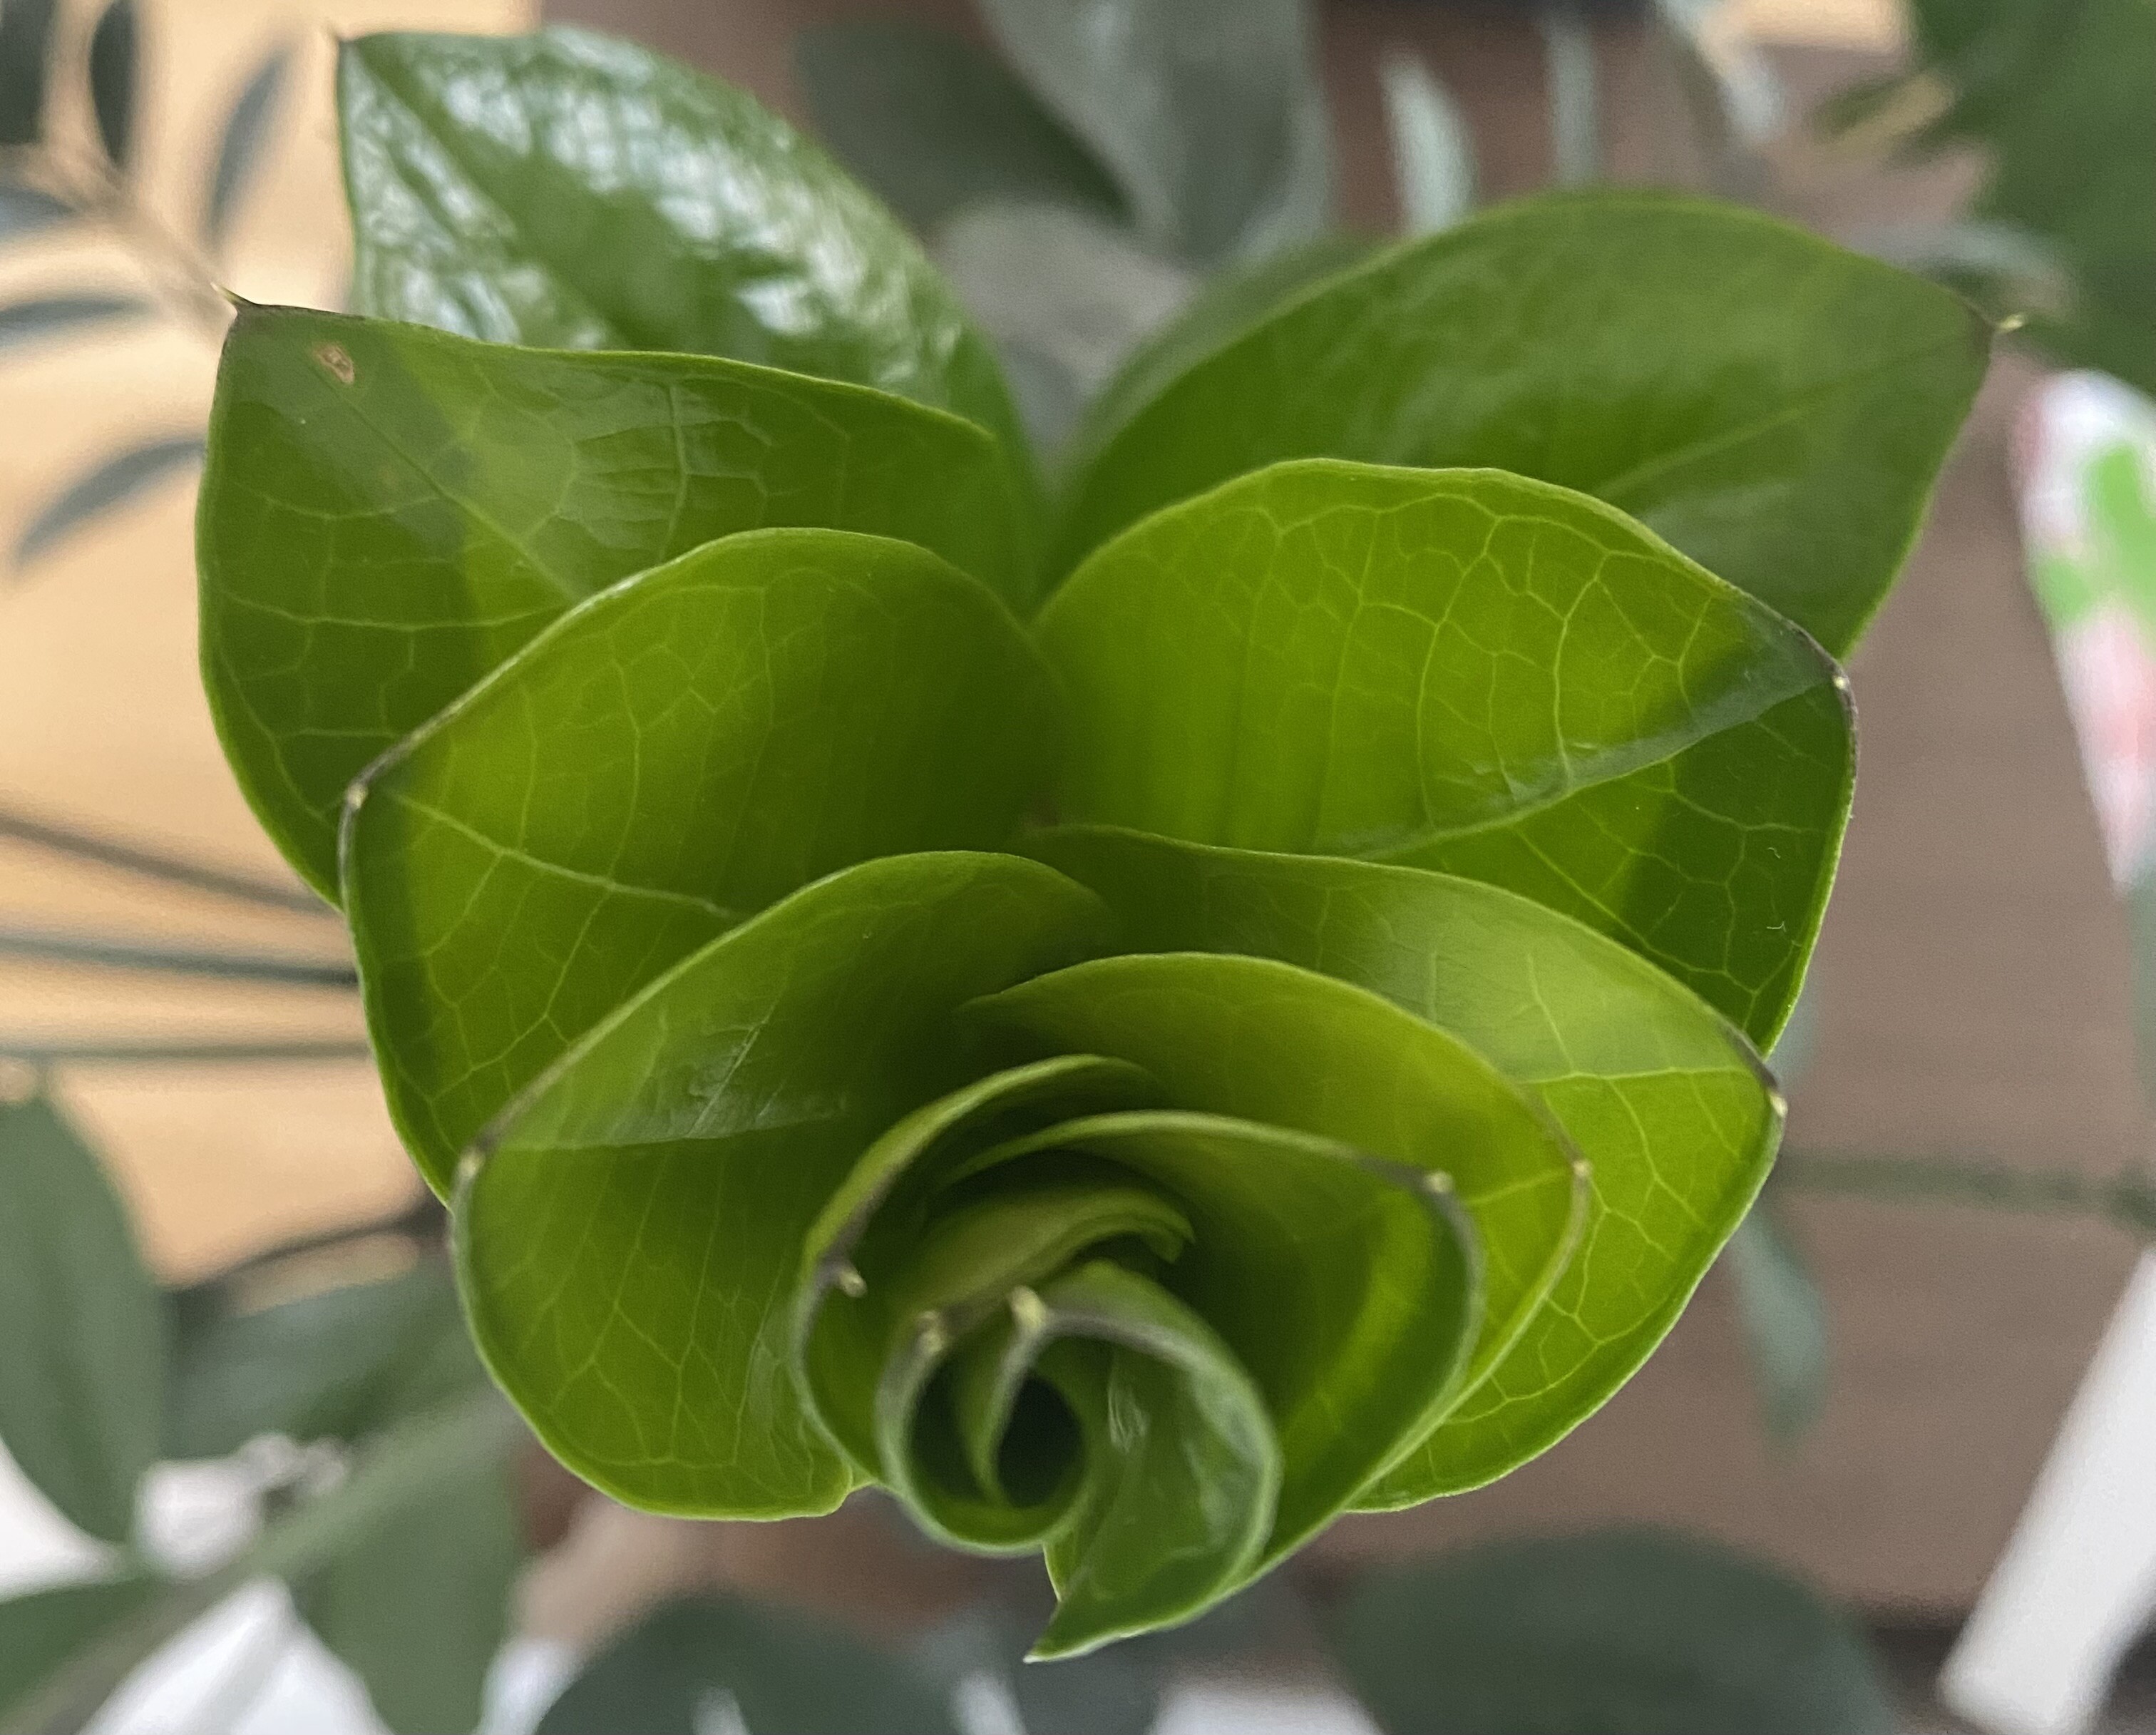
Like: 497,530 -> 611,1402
0,0 -> 2137,1614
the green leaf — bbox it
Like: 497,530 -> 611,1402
1035,460 -> 1853,1046
1325,1530 -> 1896,1735
15,434 -> 200,567
536,1593 -> 961,1735
163,1259 -> 472,1460
967,952 -> 1583,1431
86,0 -> 135,170
0,294 -> 150,352
1024,828 -> 1781,1497
975,0 -> 1331,262
294,1456 -> 519,1735
1724,1201 -> 1829,1445
1054,191 -> 1991,655
198,304 -> 1038,898
0,0 -> 58,146
344,528 -> 1057,1191
0,1575 -> 158,1723
453,851 -> 1110,1517
202,44 -> 291,250
0,1092 -> 163,1544
1016,1263 -> 1281,1659
794,19 -> 1124,235
336,27 -> 1028,459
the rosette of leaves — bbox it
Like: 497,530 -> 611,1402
195,26 -> 1988,1656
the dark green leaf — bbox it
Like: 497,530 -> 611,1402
975,0 -> 1331,262
336,27 -> 1029,461
1055,191 -> 1991,656
0,0 -> 57,147
0,1575 -> 158,1722
1035,460 -> 1852,1047
295,1457 -> 519,1735
198,304 -> 1037,897
0,294 -> 150,352
86,0 -> 135,170
1724,1201 -> 1829,1445
537,1593 -> 960,1735
201,44 -> 291,250
163,1259 -> 471,1460
344,528 -> 1057,1191
1024,828 -> 1781,1498
453,851 -> 1110,1515
794,19 -> 1124,234
15,434 -> 201,566
0,1092 -> 163,1543
1325,1530 -> 1896,1735
0,182 -> 72,240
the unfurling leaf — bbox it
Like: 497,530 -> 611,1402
192,27 -> 1980,1654
0,1092 -> 163,1543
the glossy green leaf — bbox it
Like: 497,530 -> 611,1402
163,1258 -> 472,1460
975,0 -> 1331,262
967,952 -> 1583,1413
537,1593 -> 960,1735
295,1457 -> 519,1735
1014,1262 -> 1280,1659
0,1092 -> 163,1544
345,528 -> 1056,1190
0,0 -> 58,146
0,1575 -> 157,1722
453,851 -> 1110,1515
1025,827 -> 1780,1497
1036,460 -> 1853,1045
202,44 -> 292,250
199,304 -> 1037,896
1055,191 -> 1991,655
1325,1530 -> 1896,1735
86,0 -> 135,170
337,27 -> 1029,459
795,19 -> 1124,235
16,434 -> 200,567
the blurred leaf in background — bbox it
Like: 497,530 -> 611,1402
1325,1530 -> 1898,1735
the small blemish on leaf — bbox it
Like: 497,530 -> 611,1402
314,342 -> 356,384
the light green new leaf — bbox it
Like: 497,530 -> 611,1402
976,0 -> 1331,263
1036,461 -> 1853,1045
453,851 -> 1111,1517
1025,828 -> 1780,1495
967,952 -> 1583,1414
0,1093 -> 163,1545
1056,190 -> 1990,654
337,27 -> 1028,457
795,19 -> 1124,235
346,528 -> 1057,1190
199,304 -> 1038,897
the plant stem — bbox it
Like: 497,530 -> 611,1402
0,1389 -> 523,1735
0,805 -> 328,918
1780,1147 -> 2156,1237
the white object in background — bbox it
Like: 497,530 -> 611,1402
1941,1252 -> 2156,1735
